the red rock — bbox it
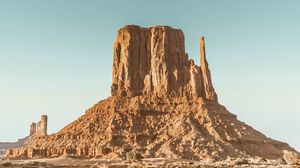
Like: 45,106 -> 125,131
111,25 -> 213,99
200,36 -> 218,101
5,25 -> 299,160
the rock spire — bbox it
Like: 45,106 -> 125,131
200,37 -> 218,101
29,115 -> 48,137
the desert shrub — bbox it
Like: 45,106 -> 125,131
126,150 -> 143,162
234,158 -> 249,165
0,162 -> 12,167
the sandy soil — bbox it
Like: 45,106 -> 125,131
0,156 -> 299,168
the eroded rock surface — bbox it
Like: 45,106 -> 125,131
5,25 -> 299,161
1,115 -> 48,156
30,115 -> 48,137
111,25 -> 216,100
200,37 -> 218,101
0,140 -> 25,156
6,96 -> 298,160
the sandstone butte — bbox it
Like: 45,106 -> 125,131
5,25 -> 299,160
0,115 -> 47,156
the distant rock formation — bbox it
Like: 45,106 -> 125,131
30,115 -> 48,137
0,139 -> 25,156
0,115 -> 47,156
5,25 -> 299,161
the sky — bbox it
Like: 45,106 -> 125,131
0,0 -> 299,151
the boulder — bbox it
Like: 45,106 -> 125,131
283,150 -> 299,165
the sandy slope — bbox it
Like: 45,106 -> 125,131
7,96 -> 297,160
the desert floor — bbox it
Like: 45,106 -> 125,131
0,156 -> 299,168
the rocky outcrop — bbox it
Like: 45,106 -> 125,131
5,96 -> 298,160
30,115 -> 48,137
1,115 -> 48,156
0,139 -> 25,156
5,25 -> 299,160
111,25 -> 216,100
283,150 -> 300,165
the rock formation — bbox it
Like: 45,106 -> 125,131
111,25 -> 214,99
1,115 -> 47,156
200,37 -> 218,101
0,140 -> 25,156
30,115 -> 48,137
5,25 -> 299,161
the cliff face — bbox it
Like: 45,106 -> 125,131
111,25 -> 216,100
5,25 -> 298,160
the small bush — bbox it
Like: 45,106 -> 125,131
234,158 -> 249,165
0,162 -> 12,167
126,150 -> 143,162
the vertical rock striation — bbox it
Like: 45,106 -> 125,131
111,25 -> 217,101
4,25 -> 299,160
200,37 -> 218,101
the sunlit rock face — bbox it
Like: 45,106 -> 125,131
5,25 -> 299,161
111,25 -> 217,101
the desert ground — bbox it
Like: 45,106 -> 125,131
1,155 -> 299,168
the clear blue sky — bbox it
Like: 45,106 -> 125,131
0,0 -> 299,151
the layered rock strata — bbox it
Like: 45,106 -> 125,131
5,96 -> 297,160
5,25 -> 299,160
